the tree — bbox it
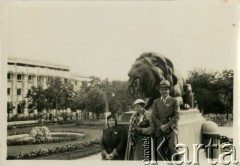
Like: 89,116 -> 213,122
70,89 -> 87,119
85,88 -> 105,120
45,78 -> 65,111
45,78 -> 76,121
26,85 -> 47,121
81,76 -> 101,92
17,100 -> 26,114
27,102 -> 37,118
107,80 -> 133,115
214,70 -> 233,118
61,82 -> 75,110
187,68 -> 216,114
7,102 -> 15,120
89,76 -> 101,88
186,68 -> 233,115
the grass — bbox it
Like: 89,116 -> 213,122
7,123 -> 104,156
7,122 -> 105,136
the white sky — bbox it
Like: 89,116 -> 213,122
4,0 -> 239,81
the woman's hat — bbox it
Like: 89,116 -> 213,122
158,80 -> 171,89
133,99 -> 145,106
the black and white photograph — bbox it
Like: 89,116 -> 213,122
0,0 -> 239,165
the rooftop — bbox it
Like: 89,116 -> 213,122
8,56 -> 92,79
8,56 -> 69,70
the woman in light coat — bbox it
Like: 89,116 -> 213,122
125,99 -> 155,163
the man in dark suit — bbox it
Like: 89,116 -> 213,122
152,80 -> 180,161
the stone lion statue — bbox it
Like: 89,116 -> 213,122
128,52 -> 193,109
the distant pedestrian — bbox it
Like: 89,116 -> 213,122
101,114 -> 126,160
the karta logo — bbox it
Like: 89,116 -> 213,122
143,138 -> 239,165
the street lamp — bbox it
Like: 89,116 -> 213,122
111,93 -> 115,115
104,78 -> 109,113
55,95 -> 59,122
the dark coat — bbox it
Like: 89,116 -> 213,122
152,96 -> 180,137
101,125 -> 126,160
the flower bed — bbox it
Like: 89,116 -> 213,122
7,137 -> 79,146
7,132 -> 85,146
8,128 -> 84,136
7,139 -> 100,160
219,135 -> 233,153
219,135 -> 233,144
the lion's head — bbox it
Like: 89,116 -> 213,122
128,52 -> 184,109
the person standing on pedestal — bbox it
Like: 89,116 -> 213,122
152,80 -> 180,161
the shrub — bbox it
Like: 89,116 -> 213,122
219,135 -> 233,144
75,120 -> 105,126
8,115 -> 36,122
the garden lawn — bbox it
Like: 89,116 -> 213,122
8,122 -> 105,136
7,124 -> 104,156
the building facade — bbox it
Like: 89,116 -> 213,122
7,57 -> 91,115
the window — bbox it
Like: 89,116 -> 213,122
17,88 -> 22,95
38,76 -> 43,82
82,81 -> 87,87
7,88 -> 10,95
17,74 -> 22,81
28,75 -> 32,81
48,77 -> 52,82
7,73 -> 12,80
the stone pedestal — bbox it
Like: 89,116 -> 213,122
178,109 -> 206,161
121,110 -> 135,122
178,109 -> 205,146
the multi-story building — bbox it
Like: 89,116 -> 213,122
7,56 -> 91,115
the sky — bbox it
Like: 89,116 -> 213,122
4,0 -> 239,81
